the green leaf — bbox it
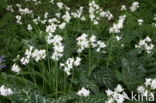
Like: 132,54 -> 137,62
113,69 -> 122,81
92,67 -> 116,89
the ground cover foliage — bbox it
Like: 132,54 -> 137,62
1,0 -> 156,103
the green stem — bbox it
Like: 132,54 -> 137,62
107,34 -> 114,67
55,61 -> 58,97
88,46 -> 91,77
69,69 -> 74,91
97,54 -> 100,66
80,97 -> 84,103
46,44 -> 53,92
64,72 -> 67,94
32,62 -> 37,87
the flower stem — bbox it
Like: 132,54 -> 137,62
107,34 -> 114,67
69,69 -> 74,91
88,46 -> 91,77
55,61 -> 58,97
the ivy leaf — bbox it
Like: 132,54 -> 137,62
92,67 -> 116,89
121,58 -> 146,90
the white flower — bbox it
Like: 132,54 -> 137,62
143,90 -> 149,96
46,34 -> 64,61
33,19 -> 38,24
137,86 -> 145,93
135,36 -> 154,54
27,24 -> 32,31
106,89 -> 113,96
60,57 -> 81,75
74,57 -> 81,66
44,12 -> 48,19
20,57 -> 29,65
71,7 -> 84,19
145,78 -> 152,86
31,49 -> 46,62
0,85 -> 13,96
77,33 -> 89,53
11,64 -> 21,73
115,36 -> 122,41
138,19 -> 143,26
121,5 -> 127,11
77,33 -> 107,53
16,4 -> 21,8
145,44 -> 154,54
105,98 -> 114,103
89,35 -> 97,47
19,7 -> 33,15
89,1 -> 113,24
57,2 -> 63,9
109,15 -> 126,34
49,0 -> 54,4
59,22 -> 66,29
80,16 -> 86,21
151,79 -> 156,89
145,36 -> 152,42
7,5 -> 14,12
96,41 -> 107,52
51,51 -> 63,61
113,92 -> 125,103
20,46 -> 33,65
62,11 -> 71,23
46,23 -> 57,33
77,87 -> 90,97
115,84 -> 124,93
105,84 -> 128,103
137,78 -> 156,97
130,1 -> 139,12
21,46 -> 46,64
16,15 -> 22,25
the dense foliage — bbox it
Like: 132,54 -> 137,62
1,0 -> 156,103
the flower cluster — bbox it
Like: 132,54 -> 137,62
109,15 -> 126,33
89,1 -> 113,25
19,7 -> 33,15
31,49 -> 46,62
45,4 -> 72,33
46,23 -> 57,33
0,85 -> 14,96
137,78 -> 156,97
16,15 -> 22,25
71,7 -> 85,20
11,64 -> 21,73
105,84 -> 129,103
14,4 -> 33,26
62,9 -> 71,23
60,57 -> 81,75
7,5 -> 14,12
77,33 -> 89,53
77,87 -> 90,97
21,46 -> 33,65
46,33 -> 64,61
135,36 -> 154,54
25,0 -> 41,5
130,1 -> 139,12
21,46 -> 46,65
27,24 -> 33,31
77,33 -> 107,53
